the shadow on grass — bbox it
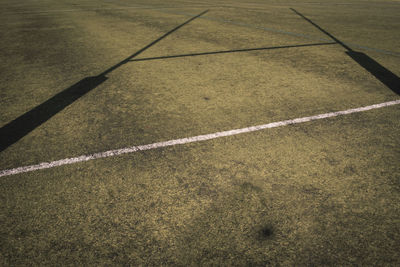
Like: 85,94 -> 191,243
346,51 -> 400,94
0,10 -> 209,152
130,42 -> 336,62
290,8 -> 399,96
0,41 -> 333,152
0,75 -> 107,152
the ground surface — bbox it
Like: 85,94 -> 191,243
0,0 -> 399,265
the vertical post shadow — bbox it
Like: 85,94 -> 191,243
290,8 -> 400,96
346,51 -> 399,95
0,75 -> 107,152
0,10 -> 209,152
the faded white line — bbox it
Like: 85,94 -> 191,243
1,5 -> 212,15
1,100 -> 399,178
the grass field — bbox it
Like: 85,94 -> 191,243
1,0 -> 399,265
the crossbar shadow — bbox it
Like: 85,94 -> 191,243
0,10 -> 209,152
290,8 -> 399,96
130,42 -> 336,62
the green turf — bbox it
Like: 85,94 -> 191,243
1,0 -> 399,265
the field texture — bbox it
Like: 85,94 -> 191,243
1,0 -> 399,265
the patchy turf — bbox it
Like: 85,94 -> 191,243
1,0 -> 399,265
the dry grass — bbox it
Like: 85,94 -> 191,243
1,0 -> 399,265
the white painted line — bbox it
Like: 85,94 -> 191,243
1,100 -> 399,178
2,5 -> 209,14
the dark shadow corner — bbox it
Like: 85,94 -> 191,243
291,8 -> 400,96
346,51 -> 400,95
0,75 -> 107,152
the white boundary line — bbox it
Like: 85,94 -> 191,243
1,5 -> 212,15
1,100 -> 399,178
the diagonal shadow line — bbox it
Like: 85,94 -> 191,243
99,9 -> 209,76
291,8 -> 399,96
0,10 -> 209,152
129,42 -> 337,62
127,6 -> 400,57
290,8 -> 352,51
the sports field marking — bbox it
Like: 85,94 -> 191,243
1,100 -> 399,178
0,6 -> 164,14
0,5 -> 218,15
